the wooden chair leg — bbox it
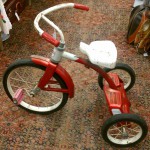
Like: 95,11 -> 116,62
0,32 -> 4,51
29,0 -> 32,6
0,19 -> 3,51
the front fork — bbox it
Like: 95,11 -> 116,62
30,55 -> 74,98
36,59 -> 57,89
26,55 -> 58,97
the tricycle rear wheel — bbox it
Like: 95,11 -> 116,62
101,114 -> 148,147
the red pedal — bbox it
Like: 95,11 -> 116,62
13,89 -> 24,105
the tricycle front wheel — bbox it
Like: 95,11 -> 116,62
101,114 -> 148,148
3,59 -> 69,114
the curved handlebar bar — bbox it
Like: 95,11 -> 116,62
34,3 -> 89,47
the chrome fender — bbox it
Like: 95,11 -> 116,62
31,55 -> 74,98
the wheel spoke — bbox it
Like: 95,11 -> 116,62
10,77 -> 37,85
112,125 -> 123,134
128,133 -> 137,137
128,126 -> 141,133
14,71 -> 31,89
110,133 -> 122,139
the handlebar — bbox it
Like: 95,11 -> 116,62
34,3 -> 89,47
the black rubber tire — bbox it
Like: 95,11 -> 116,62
98,63 -> 136,91
101,114 -> 148,148
3,59 -> 69,114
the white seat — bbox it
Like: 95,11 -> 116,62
79,41 -> 117,69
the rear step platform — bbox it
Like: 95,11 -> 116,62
103,73 -> 130,114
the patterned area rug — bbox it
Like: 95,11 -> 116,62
0,0 -> 150,149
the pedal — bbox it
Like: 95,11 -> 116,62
13,89 -> 24,105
